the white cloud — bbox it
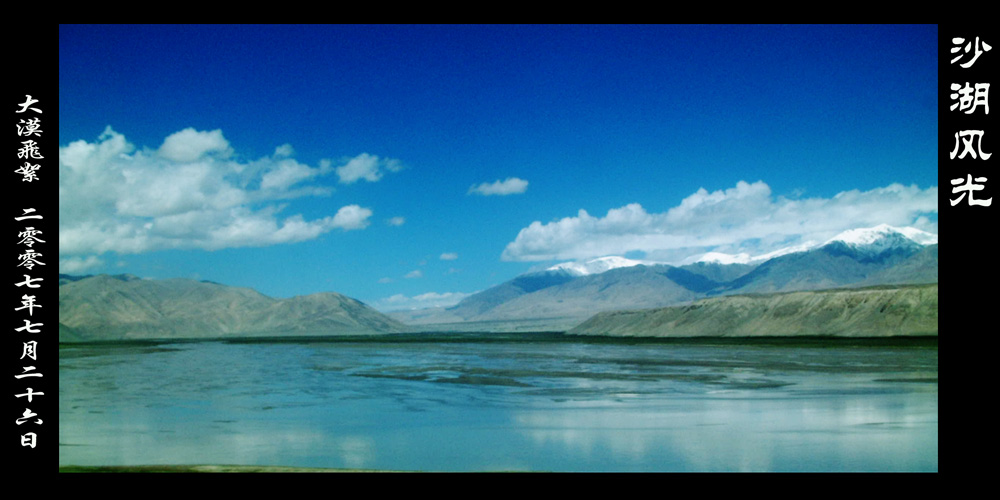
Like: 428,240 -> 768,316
58,126 -> 377,270
59,255 -> 104,274
373,291 -> 472,311
404,270 -> 423,279
157,128 -> 233,162
439,252 -> 458,260
387,216 -> 406,226
501,180 -> 938,263
468,177 -> 529,196
331,205 -> 372,231
260,158 -> 332,191
335,153 -> 404,184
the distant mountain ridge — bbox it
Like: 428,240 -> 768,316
693,224 -> 937,265
546,256 -> 653,276
59,274 -> 408,342
568,284 -> 938,338
393,225 -> 938,330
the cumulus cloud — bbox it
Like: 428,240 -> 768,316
58,255 -> 104,274
501,180 -> 938,263
331,205 -> 373,230
158,128 -> 233,162
59,126 -> 374,269
439,252 -> 458,260
468,177 -> 528,196
387,216 -> 406,226
404,270 -> 423,279
335,153 -> 404,184
373,291 -> 472,311
260,157 -> 333,192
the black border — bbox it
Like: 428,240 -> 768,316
28,23 -> 963,481
11,24 -> 59,473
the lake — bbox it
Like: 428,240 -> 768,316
58,334 -> 938,472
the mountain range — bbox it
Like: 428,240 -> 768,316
59,225 -> 939,340
58,274 -> 408,342
390,225 -> 938,331
568,283 -> 938,338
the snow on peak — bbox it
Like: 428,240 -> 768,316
753,241 -> 821,261
695,252 -> 753,265
690,224 -> 936,266
893,227 -> 938,246
547,256 -> 648,276
825,224 -> 937,248
692,241 -> 818,266
545,225 -> 936,276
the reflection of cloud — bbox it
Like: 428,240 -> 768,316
60,404 -> 379,470
79,418 -> 329,467
513,392 -> 938,471
337,436 -> 376,469
514,410 -> 654,461
223,430 -> 329,465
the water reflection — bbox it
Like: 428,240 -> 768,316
512,391 -> 937,471
59,339 -> 937,471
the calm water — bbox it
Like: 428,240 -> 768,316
59,334 -> 938,472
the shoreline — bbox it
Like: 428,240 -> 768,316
58,464 -> 401,473
58,332 -> 939,348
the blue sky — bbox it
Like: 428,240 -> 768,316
58,25 -> 939,311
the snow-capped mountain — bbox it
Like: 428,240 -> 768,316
692,252 -> 755,265
691,242 -> 819,266
546,226 -> 937,276
419,224 -> 939,330
825,224 -> 937,248
690,225 -> 936,266
817,224 -> 934,263
546,256 -> 653,276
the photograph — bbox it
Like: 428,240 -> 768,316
44,24 -> 950,473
